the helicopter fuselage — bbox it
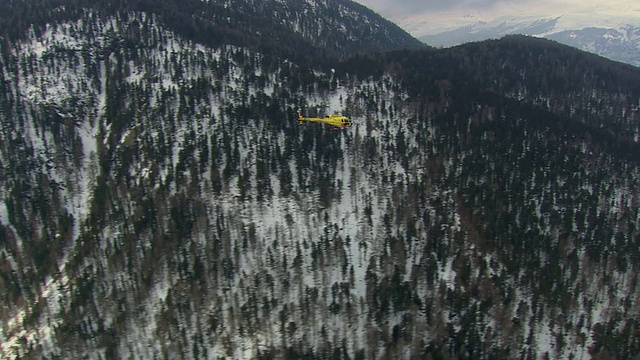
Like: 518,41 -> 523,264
297,111 -> 352,128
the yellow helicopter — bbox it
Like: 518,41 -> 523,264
297,109 -> 352,129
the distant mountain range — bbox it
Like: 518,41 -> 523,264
417,16 -> 640,67
547,25 -> 640,67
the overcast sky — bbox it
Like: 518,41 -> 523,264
356,0 -> 640,36
360,0 -> 530,16
357,0 -> 638,18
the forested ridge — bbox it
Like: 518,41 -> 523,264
0,0 -> 424,67
0,1 -> 639,359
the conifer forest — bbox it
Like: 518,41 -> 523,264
1,1 -> 639,359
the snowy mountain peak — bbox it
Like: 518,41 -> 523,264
415,12 -> 640,67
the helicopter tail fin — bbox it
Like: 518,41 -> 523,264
297,110 -> 304,124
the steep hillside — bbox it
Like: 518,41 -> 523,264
1,4 -> 640,360
0,0 -> 424,68
343,35 -> 640,145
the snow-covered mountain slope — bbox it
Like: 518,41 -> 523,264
419,16 -> 562,47
0,11 -> 437,359
0,0 -> 423,68
416,15 -> 640,67
547,25 -> 640,67
203,0 -> 426,57
1,4 -> 640,360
